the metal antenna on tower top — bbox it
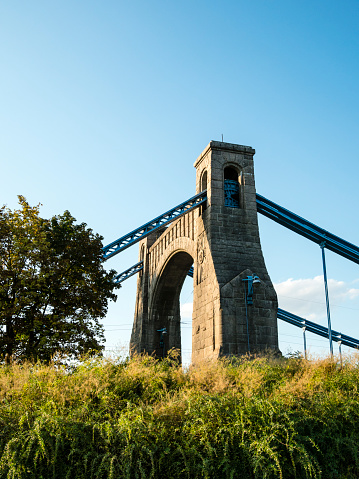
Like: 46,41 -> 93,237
221,134 -> 223,142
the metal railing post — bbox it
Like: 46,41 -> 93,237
320,242 -> 333,357
338,337 -> 343,368
302,324 -> 307,359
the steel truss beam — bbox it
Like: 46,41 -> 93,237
114,261 -> 359,348
278,308 -> 359,349
104,191 -> 359,264
106,190 -> 359,349
114,262 -> 144,284
115,261 -> 193,283
256,193 -> 359,264
102,191 -> 207,260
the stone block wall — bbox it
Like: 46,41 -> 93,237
131,141 -> 279,362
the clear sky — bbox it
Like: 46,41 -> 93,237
1,1 -> 359,363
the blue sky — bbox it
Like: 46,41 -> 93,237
1,1 -> 359,363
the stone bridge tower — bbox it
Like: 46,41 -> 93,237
130,141 -> 278,362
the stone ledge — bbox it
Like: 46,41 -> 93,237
194,141 -> 255,168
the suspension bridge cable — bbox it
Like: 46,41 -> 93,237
256,193 -> 359,264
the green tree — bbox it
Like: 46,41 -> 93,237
0,196 -> 119,363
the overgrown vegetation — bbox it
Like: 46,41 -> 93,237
0,352 -> 359,478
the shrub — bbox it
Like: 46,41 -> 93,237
0,353 -> 358,478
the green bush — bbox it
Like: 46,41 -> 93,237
0,353 -> 359,478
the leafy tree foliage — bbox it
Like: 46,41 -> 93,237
0,196 -> 119,363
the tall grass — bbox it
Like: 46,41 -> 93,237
0,352 -> 359,478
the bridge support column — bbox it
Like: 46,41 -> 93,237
131,141 -> 279,362
192,141 -> 278,361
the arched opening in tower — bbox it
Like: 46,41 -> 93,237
200,169 -> 208,214
150,251 -> 194,363
224,166 -> 240,208
179,273 -> 193,367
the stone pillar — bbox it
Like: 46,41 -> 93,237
192,141 -> 278,361
131,141 -> 279,362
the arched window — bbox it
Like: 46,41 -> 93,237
200,170 -> 208,214
139,244 -> 145,277
201,170 -> 207,192
224,167 -> 240,208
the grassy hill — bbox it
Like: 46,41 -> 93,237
1,351 -> 359,478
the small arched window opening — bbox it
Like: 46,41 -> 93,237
139,244 -> 145,277
224,167 -> 240,208
200,170 -> 208,214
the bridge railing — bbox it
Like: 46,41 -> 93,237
102,191 -> 207,260
113,258 -> 359,350
114,261 -> 144,284
256,193 -> 359,264
104,189 -> 359,352
104,190 -> 359,264
278,308 -> 359,349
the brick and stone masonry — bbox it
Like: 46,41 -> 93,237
130,141 -> 279,363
